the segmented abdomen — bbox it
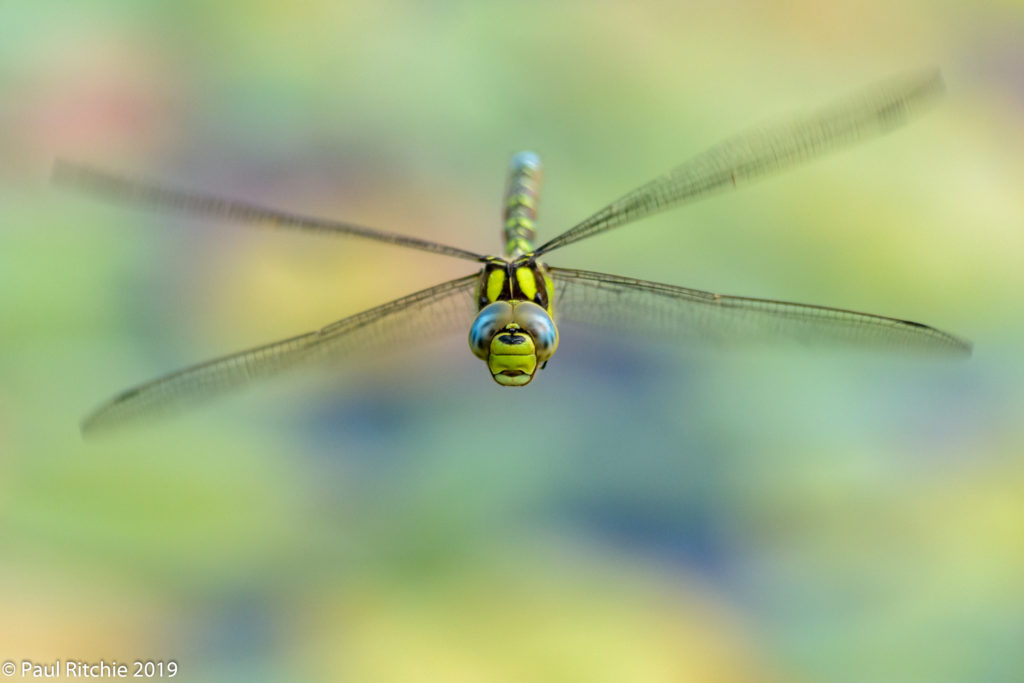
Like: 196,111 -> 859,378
503,151 -> 542,257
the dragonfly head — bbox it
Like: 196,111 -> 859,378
469,300 -> 558,386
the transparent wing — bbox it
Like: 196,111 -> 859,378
54,161 -> 487,263
82,273 -> 481,434
535,69 -> 944,256
550,267 -> 971,355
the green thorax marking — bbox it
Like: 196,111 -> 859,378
476,257 -> 555,316
503,151 -> 542,257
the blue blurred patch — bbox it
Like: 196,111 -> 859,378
558,497 -> 734,582
183,591 -> 285,682
303,388 -> 420,464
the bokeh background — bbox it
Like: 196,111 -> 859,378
2,1 -> 1022,681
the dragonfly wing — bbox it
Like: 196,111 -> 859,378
550,267 -> 971,356
82,273 -> 481,434
536,69 -> 944,256
54,162 -> 487,263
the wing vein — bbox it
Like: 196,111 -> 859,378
54,161 -> 487,262
550,267 -> 971,355
82,273 -> 480,434
536,69 -> 944,256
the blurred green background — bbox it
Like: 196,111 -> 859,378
2,1 -> 1022,681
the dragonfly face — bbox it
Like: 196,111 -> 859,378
469,259 -> 559,386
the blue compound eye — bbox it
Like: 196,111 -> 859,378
468,301 -> 514,360
513,302 -> 559,362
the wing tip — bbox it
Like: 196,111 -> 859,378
946,334 -> 973,359
79,405 -> 117,438
51,158 -> 83,187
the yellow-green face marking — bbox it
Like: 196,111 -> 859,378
487,324 -> 540,386
469,258 -> 559,386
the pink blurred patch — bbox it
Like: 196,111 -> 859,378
2,35 -> 183,182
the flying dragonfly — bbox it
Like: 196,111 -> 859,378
57,69 -> 970,434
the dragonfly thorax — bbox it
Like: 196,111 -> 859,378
476,256 -> 552,307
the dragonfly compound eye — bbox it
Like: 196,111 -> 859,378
469,301 -> 515,360
513,301 -> 559,362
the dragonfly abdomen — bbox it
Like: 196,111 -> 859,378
503,151 -> 542,256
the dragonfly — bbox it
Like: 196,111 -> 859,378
58,69 -> 970,434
